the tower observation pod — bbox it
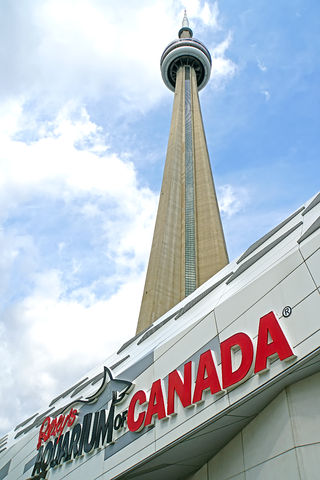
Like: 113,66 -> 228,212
136,12 -> 228,333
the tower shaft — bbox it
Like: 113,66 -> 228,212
136,65 -> 228,333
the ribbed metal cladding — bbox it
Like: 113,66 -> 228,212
184,66 -> 196,296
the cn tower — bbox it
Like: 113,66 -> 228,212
136,12 -> 228,333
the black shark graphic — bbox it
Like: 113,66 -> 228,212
59,366 -> 133,416
27,473 -> 46,480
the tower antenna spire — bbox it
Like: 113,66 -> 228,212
178,9 -> 193,38
182,9 -> 189,27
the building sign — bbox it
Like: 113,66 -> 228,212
29,311 -> 295,479
30,367 -> 132,479
127,311 -> 295,431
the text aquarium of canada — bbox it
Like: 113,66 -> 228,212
31,311 -> 295,478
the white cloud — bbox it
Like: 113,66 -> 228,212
200,2 -> 220,28
0,268 -> 145,434
0,101 -> 151,202
0,100 -> 158,434
0,99 -> 158,283
0,0 -> 223,117
210,32 -> 237,87
257,58 -> 267,72
261,89 -> 271,101
1,1 -> 227,116
218,184 -> 249,217
183,0 -> 219,28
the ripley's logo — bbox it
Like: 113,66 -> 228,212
28,367 -> 132,479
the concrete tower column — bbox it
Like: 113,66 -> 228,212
136,13 -> 228,333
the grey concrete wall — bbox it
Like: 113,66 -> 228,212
187,371 -> 320,479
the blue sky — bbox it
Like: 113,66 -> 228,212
0,0 -> 319,435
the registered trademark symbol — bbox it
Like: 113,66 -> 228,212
282,306 -> 292,318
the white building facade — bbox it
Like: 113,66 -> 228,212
0,192 -> 319,479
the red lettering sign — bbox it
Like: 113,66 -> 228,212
254,311 -> 295,373
127,390 -> 147,432
37,408 -> 78,449
119,311 -> 295,433
221,333 -> 254,389
192,350 -> 221,403
167,361 -> 192,415
144,379 -> 167,426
